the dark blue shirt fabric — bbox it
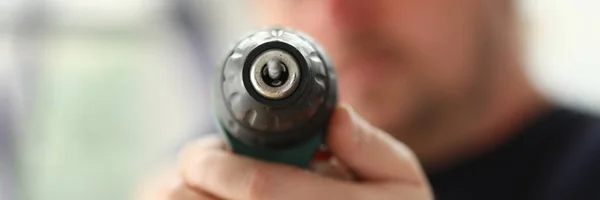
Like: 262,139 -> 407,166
428,106 -> 600,200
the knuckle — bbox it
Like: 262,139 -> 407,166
245,165 -> 273,200
178,135 -> 224,161
178,142 -> 225,179
178,140 -> 203,164
193,151 -> 220,179
393,139 -> 419,164
182,151 -> 220,188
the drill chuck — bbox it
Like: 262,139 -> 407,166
214,27 -> 337,167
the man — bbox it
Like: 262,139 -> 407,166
136,0 -> 600,199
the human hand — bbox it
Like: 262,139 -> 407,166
136,105 -> 432,200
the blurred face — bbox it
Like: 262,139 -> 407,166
254,0 -> 509,160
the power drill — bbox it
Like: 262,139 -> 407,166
214,27 -> 337,168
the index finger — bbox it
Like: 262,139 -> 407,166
179,147 -> 366,200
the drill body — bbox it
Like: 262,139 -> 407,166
214,28 -> 337,168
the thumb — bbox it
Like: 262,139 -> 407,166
325,104 -> 427,184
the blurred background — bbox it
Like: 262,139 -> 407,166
0,0 -> 598,200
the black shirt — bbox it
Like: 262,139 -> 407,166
428,106 -> 600,200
